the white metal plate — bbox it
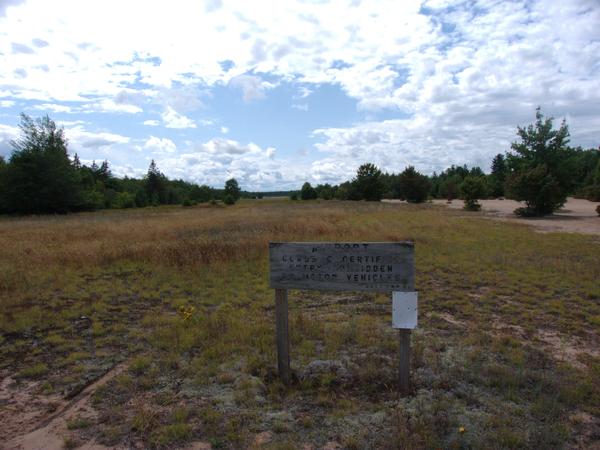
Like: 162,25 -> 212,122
392,291 -> 418,329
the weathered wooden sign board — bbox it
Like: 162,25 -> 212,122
269,242 -> 414,292
269,241 -> 416,393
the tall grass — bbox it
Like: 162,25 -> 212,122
1,199 -> 598,448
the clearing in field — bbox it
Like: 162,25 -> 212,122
1,199 -> 599,449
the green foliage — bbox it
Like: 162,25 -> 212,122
489,153 -> 507,197
223,194 -> 236,205
189,184 -> 213,203
352,163 -> 384,201
334,181 -> 359,200
507,164 -> 565,216
290,192 -> 298,200
398,166 -> 430,203
224,178 -> 241,202
112,191 -> 136,209
460,176 -> 486,211
300,182 -> 318,200
3,114 -> 83,214
16,362 -> 49,379
314,183 -> 336,200
505,108 -> 570,215
144,159 -> 167,205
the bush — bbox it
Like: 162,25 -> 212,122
223,194 -> 235,205
460,176 -> 486,211
506,164 -> 565,216
112,191 -> 136,209
596,205 -> 600,217
290,192 -> 298,201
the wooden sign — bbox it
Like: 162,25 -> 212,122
269,242 -> 414,293
269,241 -> 416,394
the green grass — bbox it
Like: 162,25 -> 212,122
1,199 -> 599,448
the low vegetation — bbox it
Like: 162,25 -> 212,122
1,199 -> 598,448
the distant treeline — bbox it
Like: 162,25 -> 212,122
294,109 -> 600,216
1,110 -> 598,216
0,114 -> 243,214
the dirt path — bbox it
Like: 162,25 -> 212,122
1,364 -> 127,450
434,197 -> 600,235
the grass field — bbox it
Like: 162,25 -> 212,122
1,199 -> 599,449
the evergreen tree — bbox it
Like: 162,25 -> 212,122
352,163 -> 384,201
397,166 -> 430,203
300,182 -> 318,200
0,156 -> 7,213
460,176 -> 486,211
489,153 -> 507,197
224,178 -> 241,202
3,114 -> 82,214
144,159 -> 166,205
506,108 -> 571,215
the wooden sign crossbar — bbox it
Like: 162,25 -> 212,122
269,241 -> 415,393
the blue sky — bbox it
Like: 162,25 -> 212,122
0,0 -> 599,190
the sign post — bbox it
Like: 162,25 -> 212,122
269,242 -> 416,393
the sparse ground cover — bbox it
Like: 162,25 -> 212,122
0,199 -> 599,449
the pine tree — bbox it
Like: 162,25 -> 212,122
506,108 -> 570,215
144,159 -> 166,205
3,114 -> 82,214
353,163 -> 384,201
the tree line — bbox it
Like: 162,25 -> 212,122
1,109 -> 598,216
294,108 -> 600,216
0,114 -> 242,214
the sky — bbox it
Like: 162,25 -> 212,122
0,0 -> 598,191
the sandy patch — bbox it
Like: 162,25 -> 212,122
535,330 -> 600,371
432,197 -> 600,235
1,363 -> 127,450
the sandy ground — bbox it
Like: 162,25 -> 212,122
1,364 -> 128,450
433,197 -> 600,235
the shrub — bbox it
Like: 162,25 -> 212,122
506,164 -> 565,216
223,194 -> 235,205
460,176 -> 486,211
112,191 -> 136,209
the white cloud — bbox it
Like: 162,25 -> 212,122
32,103 -> 72,113
161,106 -> 196,129
0,100 -> 16,107
0,0 -> 598,188
229,74 -> 276,102
65,125 -> 130,149
144,135 -> 176,154
291,103 -> 308,111
143,119 -> 160,126
157,138 -> 301,190
82,99 -> 142,114
220,126 -> 228,134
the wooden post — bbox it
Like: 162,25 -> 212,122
275,288 -> 290,385
398,329 -> 411,394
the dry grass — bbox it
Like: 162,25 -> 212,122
1,198 -> 599,449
